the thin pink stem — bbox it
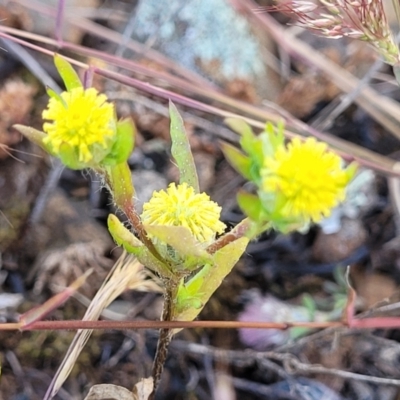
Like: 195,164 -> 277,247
55,0 -> 65,45
0,319 -> 344,331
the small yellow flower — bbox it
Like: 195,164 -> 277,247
42,87 -> 115,164
141,182 -> 226,244
262,137 -> 353,222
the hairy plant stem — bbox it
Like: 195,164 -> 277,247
150,281 -> 179,399
101,164 -> 163,261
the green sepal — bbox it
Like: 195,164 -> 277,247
55,142 -> 111,170
144,225 -> 213,270
107,214 -> 174,279
173,237 -> 249,321
102,118 -> 135,166
219,141 -> 253,181
257,190 -> 309,233
55,141 -> 116,170
169,101 -> 199,193
54,54 -> 82,91
57,142 -> 84,170
237,190 -> 263,221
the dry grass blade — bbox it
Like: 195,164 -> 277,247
44,252 -> 161,400
234,0 -> 400,140
20,268 -> 93,329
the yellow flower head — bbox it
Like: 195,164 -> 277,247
141,182 -> 226,244
261,137 -> 353,223
42,87 -> 116,165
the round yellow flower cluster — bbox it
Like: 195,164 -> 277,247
141,182 -> 226,244
262,137 -> 352,223
42,87 -> 116,164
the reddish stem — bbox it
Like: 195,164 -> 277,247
0,319 -> 344,331
207,218 -> 252,254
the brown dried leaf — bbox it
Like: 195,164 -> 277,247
83,379 -> 154,400
132,378 -> 154,400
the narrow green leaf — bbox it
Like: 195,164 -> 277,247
225,118 -> 258,156
244,134 -> 264,170
213,236 -> 249,274
169,101 -> 199,193
54,54 -> 82,91
237,190 -> 263,221
175,281 -> 204,313
13,125 -> 47,149
105,163 -> 135,208
220,141 -> 253,181
225,118 -> 254,137
46,87 -> 65,105
173,237 -> 249,321
261,121 -> 285,158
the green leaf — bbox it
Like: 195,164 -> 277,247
225,118 -> 262,162
213,236 -> 249,275
175,281 -> 204,312
144,225 -> 212,270
169,101 -> 199,193
108,214 -> 174,278
219,141 -> 253,181
108,214 -> 144,252
13,125 -> 49,151
46,87 -> 65,105
104,163 -> 135,208
173,237 -> 249,321
261,121 -> 285,158
102,118 -> 135,165
237,191 -> 263,221
54,54 -> 82,91
302,293 -> 316,319
225,118 -> 254,137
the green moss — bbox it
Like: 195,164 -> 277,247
0,197 -> 30,252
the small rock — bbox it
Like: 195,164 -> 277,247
132,170 -> 167,214
312,218 -> 367,263
131,0 -> 280,98
238,291 -> 317,350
